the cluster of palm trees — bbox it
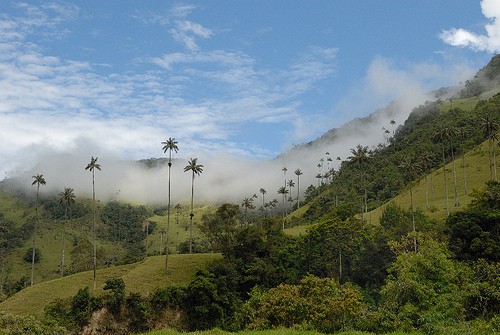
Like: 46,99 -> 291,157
29,140 -> 205,286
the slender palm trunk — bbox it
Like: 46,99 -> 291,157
493,142 -> 497,181
61,207 -> 67,277
424,175 -> 429,209
31,185 -> 40,286
282,194 -> 286,230
296,176 -> 300,209
462,152 -> 468,195
451,147 -> 459,209
488,141 -> 494,180
441,144 -> 449,216
430,172 -> 434,200
189,172 -> 194,254
92,170 -> 97,290
410,187 -> 417,253
165,157 -> 172,273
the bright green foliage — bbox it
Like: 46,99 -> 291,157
379,235 -> 466,333
0,312 -> 67,335
238,275 -> 364,332
199,203 -> 240,252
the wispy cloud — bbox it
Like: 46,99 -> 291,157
440,0 -> 500,53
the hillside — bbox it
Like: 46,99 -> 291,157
0,253 -> 220,317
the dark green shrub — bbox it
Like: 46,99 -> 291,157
23,247 -> 40,263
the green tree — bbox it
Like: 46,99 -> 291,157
259,188 -> 266,217
85,156 -> 101,289
446,181 -> 500,261
380,235 -> 465,333
161,137 -> 179,273
241,197 -> 255,225
58,187 -> 75,277
277,186 -> 288,229
480,114 -> 499,181
31,173 -> 46,286
294,168 -> 303,208
184,268 -> 223,330
398,156 -> 421,252
199,203 -> 240,253
433,127 -> 450,216
348,145 -> 370,220
184,158 -> 204,254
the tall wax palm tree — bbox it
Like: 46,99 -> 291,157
433,128 -> 450,216
398,156 -> 421,252
348,145 -> 370,221
184,158 -> 203,254
319,158 -> 325,184
31,174 -> 46,286
294,168 -> 303,208
287,179 -> 295,210
174,203 -> 182,249
85,156 -> 101,289
58,187 -> 75,277
421,151 -> 435,208
444,125 -> 460,209
277,186 -> 289,230
161,137 -> 179,273
241,197 -> 255,225
259,188 -> 267,216
480,114 -> 499,181
390,119 -> 396,150
454,127 -> 469,194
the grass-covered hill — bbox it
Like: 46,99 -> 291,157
0,253 -> 220,317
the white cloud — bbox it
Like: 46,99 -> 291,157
170,20 -> 213,51
440,0 -> 500,53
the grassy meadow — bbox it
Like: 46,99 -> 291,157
0,253 -> 221,318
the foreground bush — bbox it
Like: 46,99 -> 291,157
237,275 -> 365,332
0,313 -> 67,335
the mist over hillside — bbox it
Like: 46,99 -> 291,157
4,55 -> 499,205
0,95 -> 436,205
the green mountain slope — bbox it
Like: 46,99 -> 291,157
0,253 -> 220,317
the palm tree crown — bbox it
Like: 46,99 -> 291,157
162,137 -> 179,166
85,156 -> 101,173
184,158 -> 204,176
59,187 -> 76,208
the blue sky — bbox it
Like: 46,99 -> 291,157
0,0 -> 499,179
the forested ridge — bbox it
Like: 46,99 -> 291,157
0,56 -> 500,335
